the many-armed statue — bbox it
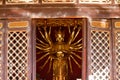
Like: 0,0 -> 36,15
36,25 -> 82,80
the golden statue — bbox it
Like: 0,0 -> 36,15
53,29 -> 68,80
53,51 -> 68,80
36,25 -> 82,80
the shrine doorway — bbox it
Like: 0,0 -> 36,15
33,18 -> 87,80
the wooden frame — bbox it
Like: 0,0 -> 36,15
87,18 -> 120,80
0,18 -> 120,80
0,20 -> 5,80
6,0 -> 39,4
79,0 -> 112,4
0,0 -> 118,5
32,18 -> 87,80
87,18 -> 111,80
42,0 -> 76,4
0,18 -> 32,80
112,19 -> 120,80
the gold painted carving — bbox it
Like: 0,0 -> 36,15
36,19 -> 82,27
8,21 -> 28,28
0,23 -> 3,29
115,22 -> 120,28
91,21 -> 109,28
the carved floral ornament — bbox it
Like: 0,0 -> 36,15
36,19 -> 82,27
4,0 -> 114,3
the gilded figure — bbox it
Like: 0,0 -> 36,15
36,24 -> 82,80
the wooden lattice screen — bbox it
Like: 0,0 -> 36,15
6,21 -> 30,80
90,30 -> 111,80
114,21 -> 120,80
0,20 -> 32,80
7,31 -> 28,80
114,32 -> 120,80
88,19 -> 120,80
88,20 -> 112,80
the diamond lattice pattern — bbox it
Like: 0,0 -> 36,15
115,32 -> 120,80
7,31 -> 28,80
90,30 -> 111,80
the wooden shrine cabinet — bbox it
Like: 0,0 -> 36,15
0,19 -> 32,80
87,19 -> 120,80
29,18 -> 120,80
0,18 -> 120,80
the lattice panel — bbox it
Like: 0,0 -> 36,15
89,30 -> 111,80
115,32 -> 120,80
79,0 -> 111,3
7,31 -> 28,80
0,32 -> 2,80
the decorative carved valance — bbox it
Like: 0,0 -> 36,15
36,19 -> 82,27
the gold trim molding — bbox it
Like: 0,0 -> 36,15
91,21 -> 109,28
8,21 -> 28,28
36,19 -> 82,27
115,22 -> 120,28
0,23 -> 3,29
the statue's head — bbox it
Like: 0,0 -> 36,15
55,28 -> 64,42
